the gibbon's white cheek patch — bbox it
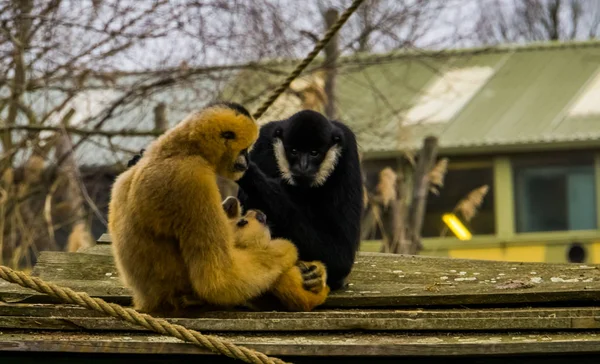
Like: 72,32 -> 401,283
273,139 -> 295,185
312,144 -> 342,187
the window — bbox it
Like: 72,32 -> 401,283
567,70 -> 600,117
404,66 -> 495,125
422,160 -> 496,238
513,153 -> 597,233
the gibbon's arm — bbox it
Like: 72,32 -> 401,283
237,162 -> 301,219
324,122 -> 363,289
306,229 -> 356,291
176,168 -> 298,306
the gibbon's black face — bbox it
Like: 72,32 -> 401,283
273,110 -> 343,188
233,148 -> 250,173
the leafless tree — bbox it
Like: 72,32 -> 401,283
0,0 -> 473,268
475,0 -> 600,44
0,0 -> 301,268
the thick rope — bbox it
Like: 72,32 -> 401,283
252,0 -> 366,120
0,1 -> 367,363
0,265 -> 288,364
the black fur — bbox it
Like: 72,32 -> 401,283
237,110 -> 363,291
127,149 -> 145,168
207,101 -> 252,119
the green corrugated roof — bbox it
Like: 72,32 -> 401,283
222,40 -> 600,156
3,73 -> 228,166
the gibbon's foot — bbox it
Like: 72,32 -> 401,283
297,261 -> 326,294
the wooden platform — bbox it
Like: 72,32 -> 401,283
1,235 -> 600,363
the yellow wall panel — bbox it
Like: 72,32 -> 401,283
449,245 -> 546,262
448,248 -> 504,261
592,242 -> 600,264
503,245 -> 546,262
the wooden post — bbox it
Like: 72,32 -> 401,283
404,136 -> 438,255
1,0 -> 33,170
324,8 -> 339,120
390,167 -> 406,253
53,110 -> 95,253
494,157 -> 515,240
153,102 -> 167,132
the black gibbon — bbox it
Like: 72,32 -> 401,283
108,102 -> 326,315
236,109 -> 363,291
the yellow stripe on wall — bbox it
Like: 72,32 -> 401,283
503,245 -> 545,262
592,242 -> 600,264
448,248 -> 504,261
449,245 -> 546,262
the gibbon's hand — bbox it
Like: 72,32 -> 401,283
297,261 -> 326,294
268,259 -> 330,311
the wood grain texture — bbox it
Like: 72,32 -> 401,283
1,238 -> 600,357
3,247 -> 598,308
1,331 -> 600,357
0,305 -> 599,332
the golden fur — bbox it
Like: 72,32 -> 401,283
222,196 -> 330,311
108,103 -> 310,315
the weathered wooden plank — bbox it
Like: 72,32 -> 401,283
0,279 -> 131,305
77,244 -> 113,256
10,249 -> 600,307
31,251 -> 118,280
0,305 -> 599,332
1,331 -> 600,357
96,233 -> 111,244
3,304 -> 599,320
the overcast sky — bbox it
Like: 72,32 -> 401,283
104,0 -> 482,72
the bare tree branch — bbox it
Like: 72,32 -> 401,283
474,0 -> 600,44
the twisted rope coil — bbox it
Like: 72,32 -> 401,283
0,265 -> 288,364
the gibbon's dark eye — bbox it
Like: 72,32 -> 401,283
236,219 -> 248,227
333,135 -> 341,143
310,150 -> 319,157
221,131 -> 236,140
274,128 -> 283,138
290,148 -> 298,156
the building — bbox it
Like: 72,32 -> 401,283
8,40 -> 600,264
223,40 -> 600,264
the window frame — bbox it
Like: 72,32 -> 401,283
421,157 -> 497,239
422,150 -> 600,249
511,151 -> 598,234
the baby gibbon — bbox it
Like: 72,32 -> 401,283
222,196 -> 330,311
108,102 -> 322,315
